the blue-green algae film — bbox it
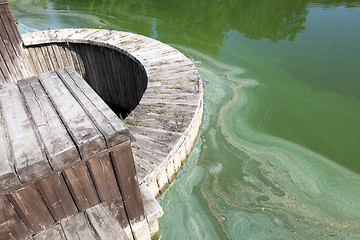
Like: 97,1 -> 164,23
11,0 -> 360,239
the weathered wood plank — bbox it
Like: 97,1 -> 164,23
0,82 -> 51,183
40,45 -> 55,71
87,154 -> 122,207
33,224 -> 66,240
46,44 -> 60,69
7,184 -> 55,233
86,202 -> 129,240
61,212 -> 97,240
62,162 -> 100,211
38,71 -> 106,160
87,153 -> 129,228
0,105 -> 22,193
57,67 -> 129,148
140,184 -> 163,222
18,77 -> 81,171
0,195 -> 30,240
52,44 -> 68,68
35,173 -> 78,221
34,46 -> 48,72
110,143 -> 145,224
0,5 -> 29,79
0,17 -> 19,80
23,47 -> 42,76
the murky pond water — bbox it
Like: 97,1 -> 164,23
11,0 -> 360,238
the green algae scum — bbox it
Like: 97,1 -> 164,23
12,0 -> 360,239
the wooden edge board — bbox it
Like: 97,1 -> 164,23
17,77 -> 81,171
85,202 -> 129,240
56,66 -> 129,148
0,104 -> 22,193
61,212 -> 97,240
0,82 -> 51,183
139,184 -> 163,222
38,70 -> 107,160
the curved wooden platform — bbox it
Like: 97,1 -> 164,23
21,29 -> 204,199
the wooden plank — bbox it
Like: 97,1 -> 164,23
57,67 -> 129,148
61,212 -> 97,240
87,153 -> 123,209
18,77 -> 81,171
38,71 -> 107,160
61,44 -> 75,69
34,46 -> 48,72
0,17 -> 19,81
0,195 -> 30,240
2,4 -> 22,45
52,44 -> 68,68
33,224 -> 66,240
0,1 -> 8,5
0,82 -> 51,183
140,184 -> 163,222
46,44 -> 60,69
7,184 -> 55,233
40,45 -> 55,71
110,143 -> 145,224
0,4 -> 29,79
77,43 -> 99,94
62,162 -> 100,211
86,202 -> 129,240
35,173 -> 78,221
87,154 -> 130,228
0,101 -> 22,193
23,47 -> 42,76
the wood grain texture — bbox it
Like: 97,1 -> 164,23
0,107 -> 22,193
86,202 -> 129,240
21,29 -> 203,201
62,162 -> 100,211
7,184 -> 54,233
111,143 -> 145,224
0,82 -> 51,183
61,212 -> 97,240
33,224 -> 66,240
35,173 -> 78,221
58,66 -> 129,148
86,153 -> 129,228
38,70 -> 106,160
0,195 -> 30,240
18,77 -> 81,171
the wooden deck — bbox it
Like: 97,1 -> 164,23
0,66 -> 155,240
1,6 -> 202,238
21,29 -> 204,198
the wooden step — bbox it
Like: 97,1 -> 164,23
33,203 -> 130,240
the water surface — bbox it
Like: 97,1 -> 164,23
11,0 -> 360,238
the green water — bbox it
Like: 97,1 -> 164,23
11,0 -> 360,238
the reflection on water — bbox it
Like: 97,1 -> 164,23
11,0 -> 360,238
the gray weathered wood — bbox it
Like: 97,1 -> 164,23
38,71 -> 106,160
0,82 -> 51,183
140,184 -> 163,222
33,224 -> 66,240
57,67 -> 129,148
0,108 -> 22,193
86,202 -> 129,240
61,212 -> 97,240
18,77 -> 81,171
